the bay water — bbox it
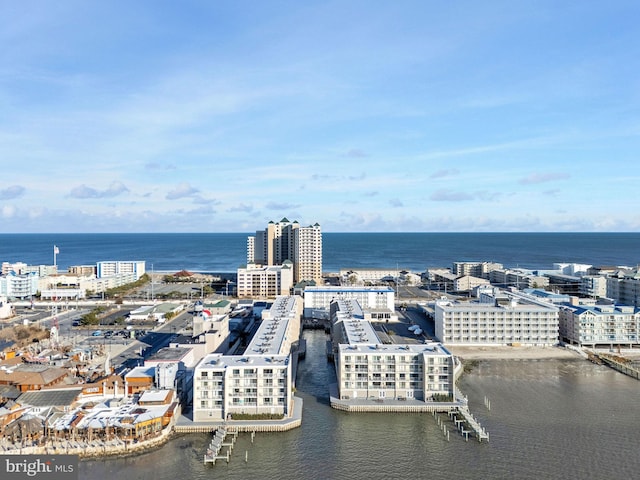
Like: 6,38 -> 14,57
79,329 -> 640,480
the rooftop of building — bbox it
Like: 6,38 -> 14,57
305,285 -> 394,293
197,353 -> 289,369
435,298 -> 558,312
17,387 -> 83,408
124,366 -> 155,379
338,342 -> 452,356
568,304 -> 639,315
145,347 -> 192,363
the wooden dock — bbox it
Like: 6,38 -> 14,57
450,407 -> 490,442
203,426 -> 238,465
597,353 -> 640,380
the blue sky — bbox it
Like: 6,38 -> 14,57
1,1 -> 639,233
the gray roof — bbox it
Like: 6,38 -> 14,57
0,384 -> 21,400
17,388 -> 83,408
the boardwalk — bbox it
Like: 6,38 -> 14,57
203,426 -> 238,465
452,407 -> 490,442
597,353 -> 640,380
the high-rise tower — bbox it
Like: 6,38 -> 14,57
247,218 -> 322,285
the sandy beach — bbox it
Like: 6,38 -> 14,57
447,345 -> 584,360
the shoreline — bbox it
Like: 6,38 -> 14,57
447,345 -> 585,361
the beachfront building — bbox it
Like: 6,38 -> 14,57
453,261 -> 504,279
340,268 -> 397,285
425,268 -> 457,291
453,275 -> 490,293
247,218 -> 322,285
1,262 -> 28,275
97,261 -> 146,280
68,265 -> 97,276
544,273 -> 582,295
38,273 -> 137,296
489,268 -> 550,290
553,263 -> 593,276
303,286 -> 395,319
0,272 -> 39,300
191,295 -> 302,422
434,289 -> 560,346
606,268 -> 640,307
580,275 -> 608,299
559,303 -> 640,348
236,262 -> 294,298
330,299 -> 456,403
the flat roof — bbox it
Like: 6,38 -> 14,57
338,342 -> 451,356
146,347 -> 191,362
305,286 -> 394,293
139,389 -> 172,403
198,354 -> 289,369
245,296 -> 300,355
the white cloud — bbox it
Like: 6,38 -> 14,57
519,172 -> 571,185
69,181 -> 129,199
166,183 -> 200,200
0,185 -> 25,200
1,205 -> 17,218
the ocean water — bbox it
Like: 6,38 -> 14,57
1,232 -> 639,273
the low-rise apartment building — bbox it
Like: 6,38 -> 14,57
331,299 -> 455,403
434,290 -> 559,346
97,261 -> 146,280
303,286 -> 395,319
191,295 -> 302,422
559,303 -> 640,348
236,262 -> 294,298
453,261 -> 503,279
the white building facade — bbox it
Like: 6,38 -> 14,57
434,290 -> 559,346
236,262 -> 294,298
559,304 -> 640,348
331,299 -> 455,402
303,286 -> 395,315
0,272 -> 39,299
606,269 -> 640,307
191,296 -> 302,422
247,218 -> 322,285
97,261 -> 146,280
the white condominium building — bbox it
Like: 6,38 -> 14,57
97,260 -> 146,280
191,296 -> 302,422
606,269 -> 640,307
453,261 -> 503,279
0,272 -> 39,299
331,299 -> 455,402
559,303 -> 640,348
580,275 -> 608,298
303,286 -> 395,312
236,262 -> 294,298
192,354 -> 292,421
434,290 -> 559,346
247,218 -> 322,285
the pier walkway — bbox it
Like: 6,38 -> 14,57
451,407 -> 490,442
203,426 -> 238,465
597,353 -> 640,380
